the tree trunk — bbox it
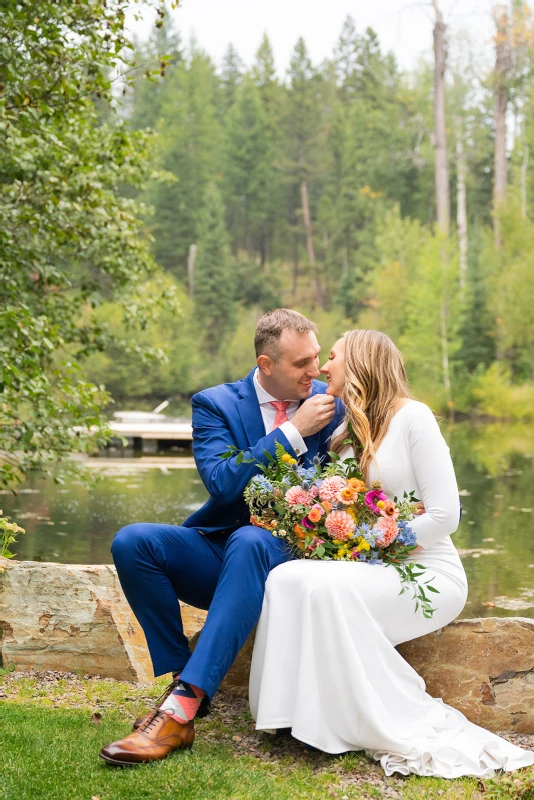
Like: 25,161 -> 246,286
454,117 -> 468,302
493,5 -> 509,246
440,301 -> 453,418
187,243 -> 197,299
292,235 -> 300,300
433,0 -> 453,419
300,178 -> 323,307
433,0 -> 450,236
341,245 -> 348,282
298,149 -> 323,308
521,139 -> 529,219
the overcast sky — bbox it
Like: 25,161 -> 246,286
126,0 -> 499,74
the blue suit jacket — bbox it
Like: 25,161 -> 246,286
183,369 -> 345,534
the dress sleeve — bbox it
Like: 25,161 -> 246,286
405,405 -> 460,549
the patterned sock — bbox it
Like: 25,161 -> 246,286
160,680 -> 205,722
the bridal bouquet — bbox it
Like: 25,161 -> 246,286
224,443 -> 438,618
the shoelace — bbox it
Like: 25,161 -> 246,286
140,709 -> 166,734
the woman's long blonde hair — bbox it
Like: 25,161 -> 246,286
330,330 -> 413,479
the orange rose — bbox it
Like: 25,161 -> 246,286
293,524 -> 306,539
348,478 -> 367,492
307,507 -> 322,523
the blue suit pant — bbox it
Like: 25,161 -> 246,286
111,523 -> 292,698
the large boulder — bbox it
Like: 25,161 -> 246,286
3,557 -> 534,734
397,617 -> 534,734
191,617 -> 534,734
0,558 -> 207,682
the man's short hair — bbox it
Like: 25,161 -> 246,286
254,309 -> 318,362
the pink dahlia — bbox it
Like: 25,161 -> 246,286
365,489 -> 388,514
285,485 -> 315,507
373,516 -> 399,548
319,476 -> 347,503
324,510 -> 356,541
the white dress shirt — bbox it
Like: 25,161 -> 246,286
253,368 -> 308,457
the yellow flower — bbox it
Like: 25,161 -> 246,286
281,454 -> 292,463
376,500 -> 386,510
354,540 -> 371,552
346,507 -> 357,521
289,458 -> 297,465
332,539 -> 342,546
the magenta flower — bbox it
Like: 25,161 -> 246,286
365,489 -> 388,514
301,516 -> 315,530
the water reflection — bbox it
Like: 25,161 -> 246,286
2,423 -> 533,620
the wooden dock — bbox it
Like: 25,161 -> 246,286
109,419 -> 193,442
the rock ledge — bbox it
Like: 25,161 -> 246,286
2,559 -> 533,733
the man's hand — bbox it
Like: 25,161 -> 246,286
291,394 -> 336,438
414,501 -> 425,516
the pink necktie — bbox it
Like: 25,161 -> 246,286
270,400 -> 291,429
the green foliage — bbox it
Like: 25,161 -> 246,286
485,768 -> 534,799
0,0 -> 178,488
193,184 -> 236,355
83,276 -> 201,398
223,76 -> 276,260
146,45 -> 221,279
0,514 -> 25,560
4,5 -> 534,426
491,196 -> 534,380
472,363 -> 534,421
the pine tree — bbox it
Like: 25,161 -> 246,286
219,44 -> 244,114
223,75 -> 276,263
194,185 -> 236,354
128,7 -> 183,131
283,38 -> 327,305
148,45 -> 221,279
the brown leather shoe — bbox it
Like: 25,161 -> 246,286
100,710 -> 194,766
132,680 -> 211,731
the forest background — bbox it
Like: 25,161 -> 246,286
3,0 -> 534,492
86,1 -> 534,419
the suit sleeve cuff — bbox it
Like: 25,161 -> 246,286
279,421 -> 308,456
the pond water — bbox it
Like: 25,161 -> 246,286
2,422 -> 533,621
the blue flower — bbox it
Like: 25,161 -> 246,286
250,475 -> 273,493
296,466 -> 317,481
396,522 -> 417,546
355,523 -> 378,547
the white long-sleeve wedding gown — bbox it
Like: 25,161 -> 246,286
249,401 -> 534,777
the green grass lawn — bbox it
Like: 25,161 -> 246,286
0,672 -> 529,800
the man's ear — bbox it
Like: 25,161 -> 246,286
257,354 -> 273,376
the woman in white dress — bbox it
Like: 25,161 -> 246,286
249,329 -> 534,778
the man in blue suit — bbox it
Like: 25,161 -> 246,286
100,309 -> 343,766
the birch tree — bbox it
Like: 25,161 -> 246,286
432,0 -> 453,415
